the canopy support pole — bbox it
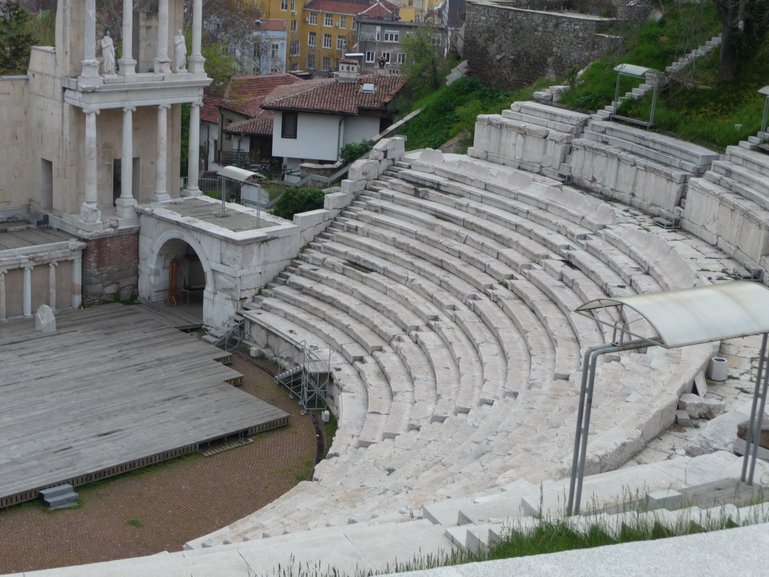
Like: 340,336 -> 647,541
742,332 -> 769,484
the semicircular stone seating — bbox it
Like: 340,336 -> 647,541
191,144 -> 729,548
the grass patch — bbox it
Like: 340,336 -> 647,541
126,518 -> 143,528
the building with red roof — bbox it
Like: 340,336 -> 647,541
203,74 -> 305,171
261,70 -> 404,177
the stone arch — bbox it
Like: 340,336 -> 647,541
140,228 -> 214,323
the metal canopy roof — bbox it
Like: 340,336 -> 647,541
575,281 -> 769,349
613,63 -> 658,77
216,165 -> 265,183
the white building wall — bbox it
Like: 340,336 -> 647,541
343,116 -> 380,147
273,112 -> 344,162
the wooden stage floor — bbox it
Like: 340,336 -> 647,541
0,304 -> 288,508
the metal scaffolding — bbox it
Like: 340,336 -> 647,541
275,341 -> 330,411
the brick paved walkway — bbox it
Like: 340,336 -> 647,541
0,356 -> 317,574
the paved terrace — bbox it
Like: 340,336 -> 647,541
0,304 -> 289,508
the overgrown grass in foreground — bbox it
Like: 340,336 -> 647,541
264,505 -> 766,577
398,76 -> 549,152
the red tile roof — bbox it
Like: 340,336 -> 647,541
262,73 -> 405,115
222,73 -> 304,117
225,111 -> 274,136
304,0 -> 396,16
201,92 -> 224,124
255,18 -> 286,31
357,0 -> 398,18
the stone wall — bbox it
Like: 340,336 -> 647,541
82,230 -> 140,303
0,77 -> 31,210
464,1 -> 620,90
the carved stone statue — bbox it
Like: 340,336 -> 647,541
174,30 -> 187,72
101,32 -> 116,75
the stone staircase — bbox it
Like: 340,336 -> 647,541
189,145 -> 725,549
595,35 -> 722,120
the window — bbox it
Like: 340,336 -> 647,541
290,0 -> 296,9
290,40 -> 299,56
339,15 -> 347,28
396,52 -> 405,64
381,51 -> 390,62
323,33 -> 332,49
337,36 -> 346,50
324,13 -> 333,27
383,29 -> 399,42
322,56 -> 330,70
308,31 -> 316,47
271,43 -> 280,58
365,51 -> 375,63
280,0 -> 288,10
291,19 -> 297,31
309,12 -> 317,25
282,111 -> 298,139
307,54 -> 315,69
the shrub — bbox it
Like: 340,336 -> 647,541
340,140 -> 374,165
271,188 -> 325,220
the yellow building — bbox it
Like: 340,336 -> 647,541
263,0 -> 403,73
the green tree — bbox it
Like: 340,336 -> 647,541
400,25 -> 449,99
0,1 -> 34,75
201,40 -> 239,91
713,0 -> 769,82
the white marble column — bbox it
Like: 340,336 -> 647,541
119,0 -> 136,75
72,254 -> 82,309
116,106 -> 139,225
183,102 -> 202,196
153,104 -> 171,201
188,0 -> 206,74
80,107 -> 102,225
0,271 -> 6,322
155,0 -> 171,73
48,262 -> 57,310
79,0 -> 100,81
23,265 -> 32,318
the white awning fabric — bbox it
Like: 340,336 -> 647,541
575,281 -> 769,348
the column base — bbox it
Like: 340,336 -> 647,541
78,59 -> 103,89
152,191 -> 172,202
188,54 -> 206,75
118,58 -> 137,76
181,187 -> 202,197
155,58 -> 172,74
79,202 -> 102,226
115,197 -> 139,225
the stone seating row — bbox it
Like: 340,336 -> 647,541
225,155 -> 709,543
406,150 -> 616,232
705,146 -> 769,211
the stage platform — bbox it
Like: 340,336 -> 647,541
0,303 -> 289,508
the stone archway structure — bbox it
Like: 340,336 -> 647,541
139,227 -> 215,322
137,195 -> 340,330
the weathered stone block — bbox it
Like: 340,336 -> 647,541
35,304 -> 56,333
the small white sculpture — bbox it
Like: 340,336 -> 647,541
101,32 -> 116,75
174,30 -> 187,72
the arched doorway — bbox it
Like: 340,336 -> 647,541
139,231 -> 213,326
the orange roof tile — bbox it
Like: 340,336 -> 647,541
262,74 -> 404,115
222,73 -> 304,117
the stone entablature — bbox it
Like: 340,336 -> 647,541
0,227 -> 85,321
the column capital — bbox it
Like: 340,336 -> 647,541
123,105 -> 137,113
83,106 -> 101,115
158,103 -> 172,111
48,261 -> 58,268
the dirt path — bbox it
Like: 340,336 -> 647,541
0,356 -> 316,574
